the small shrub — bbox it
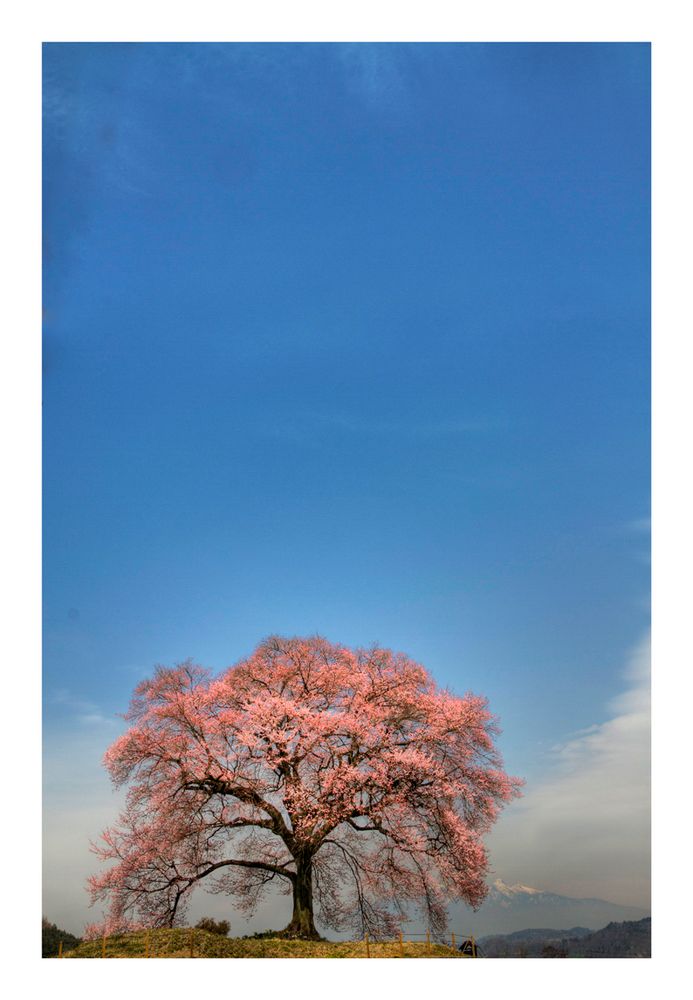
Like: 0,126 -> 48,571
195,917 -> 230,937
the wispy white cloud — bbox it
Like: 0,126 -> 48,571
488,633 -> 651,908
48,689 -> 120,729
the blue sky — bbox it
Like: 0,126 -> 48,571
43,43 -> 650,929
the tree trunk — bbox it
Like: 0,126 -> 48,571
283,856 -> 320,939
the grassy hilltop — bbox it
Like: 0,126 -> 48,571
62,927 -> 467,959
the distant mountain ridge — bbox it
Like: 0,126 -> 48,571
480,917 -> 651,957
480,925 -> 593,944
448,879 -> 650,937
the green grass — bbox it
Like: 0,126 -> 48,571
63,927 -> 468,959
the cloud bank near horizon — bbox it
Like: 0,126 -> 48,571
488,633 -> 651,908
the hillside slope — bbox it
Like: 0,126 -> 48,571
61,928 -> 466,959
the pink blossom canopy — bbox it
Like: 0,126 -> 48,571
89,636 -> 521,938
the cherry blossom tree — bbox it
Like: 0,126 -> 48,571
88,636 -> 521,939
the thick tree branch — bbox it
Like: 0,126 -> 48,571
189,857 -> 296,886
182,777 -> 294,846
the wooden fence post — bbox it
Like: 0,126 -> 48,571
102,933 -> 106,959
426,929 -> 431,953
58,940 -> 63,959
365,932 -> 370,958
399,930 -> 404,957
451,931 -> 456,952
471,935 -> 476,957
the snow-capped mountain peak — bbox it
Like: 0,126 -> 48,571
446,879 -> 651,936
492,879 -> 542,897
